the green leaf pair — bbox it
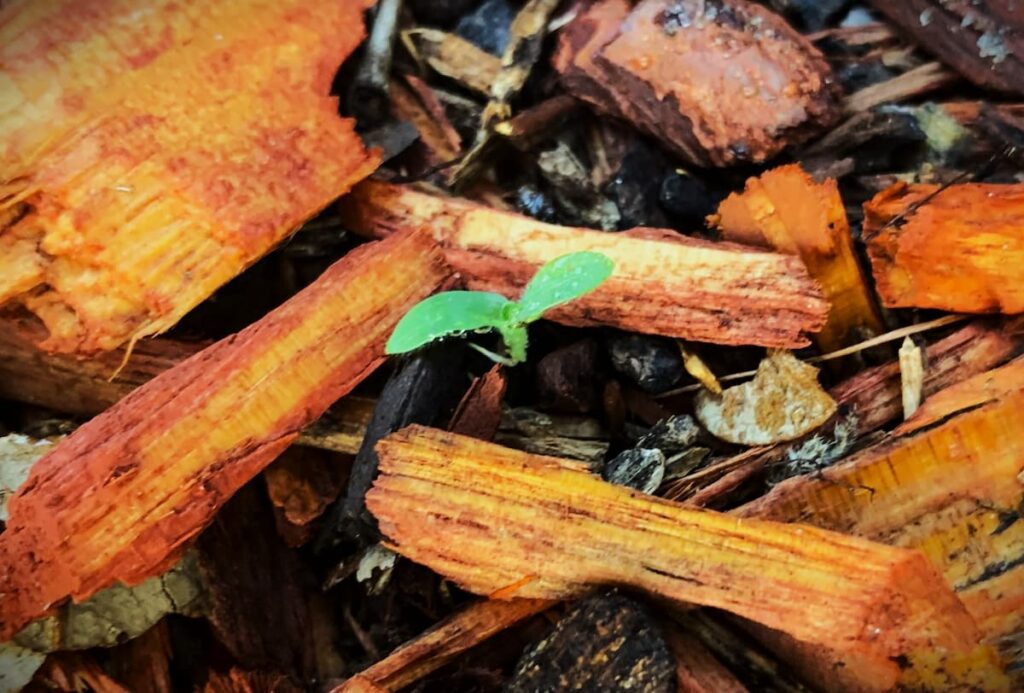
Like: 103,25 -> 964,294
386,251 -> 615,365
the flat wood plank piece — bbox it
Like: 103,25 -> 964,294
866,0 -> 1024,96
0,229 -> 450,639
339,181 -> 828,348
0,0 -> 378,353
711,164 -> 883,351
739,357 -> 1024,687
367,425 -> 983,667
864,182 -> 1024,313
552,0 -> 840,167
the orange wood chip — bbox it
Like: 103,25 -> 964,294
0,0 -> 379,353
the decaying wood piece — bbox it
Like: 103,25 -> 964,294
368,426 -> 984,671
710,165 -> 883,351
339,181 -> 829,348
552,0 -> 841,167
196,483 -> 318,682
667,611 -> 808,693
315,343 -> 467,554
402,29 -> 501,98
830,318 -> 1024,435
866,1 -> 1024,96
864,182 -> 1024,313
0,316 -> 208,416
331,598 -> 553,692
506,591 -> 675,693
264,448 -> 345,547
449,0 -> 562,187
739,356 -> 1024,685
0,0 -> 378,353
842,62 -> 956,114
0,230 -> 450,639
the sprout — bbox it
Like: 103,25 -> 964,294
386,251 -> 614,365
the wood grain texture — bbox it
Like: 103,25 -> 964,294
0,0 -> 378,353
866,0 -> 1024,96
552,0 -> 840,166
711,164 -> 883,351
739,357 -> 1024,687
864,182 -> 1024,313
0,230 -> 450,639
339,180 -> 828,348
367,426 -> 984,673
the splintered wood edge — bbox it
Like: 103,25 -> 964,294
0,230 -> 450,639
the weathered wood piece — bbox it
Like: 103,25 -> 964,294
739,357 -> 1024,687
315,344 -> 467,554
367,426 -> 985,672
711,164 -> 883,350
331,598 -> 553,692
195,483 -> 321,682
339,181 -> 829,348
864,182 -> 1024,313
866,0 -> 1024,96
507,591 -> 675,693
0,230 -> 450,639
0,0 -> 378,353
552,0 -> 841,167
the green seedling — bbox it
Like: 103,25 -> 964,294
386,251 -> 614,365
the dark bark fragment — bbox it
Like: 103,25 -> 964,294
507,591 -> 675,693
867,0 -> 1024,96
314,344 -> 467,555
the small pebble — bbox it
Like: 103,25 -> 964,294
602,448 -> 666,494
608,334 -> 683,394
636,414 -> 700,452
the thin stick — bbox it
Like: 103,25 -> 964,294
657,314 -> 969,397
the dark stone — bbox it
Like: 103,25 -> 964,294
836,60 -> 897,94
508,590 -> 675,693
607,333 -> 683,394
535,339 -> 602,414
455,0 -> 516,56
604,141 -> 670,229
602,447 -> 666,494
658,171 -> 715,228
636,414 -> 700,452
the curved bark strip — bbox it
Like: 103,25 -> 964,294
552,0 -> 841,167
339,181 -> 828,348
0,230 -> 450,639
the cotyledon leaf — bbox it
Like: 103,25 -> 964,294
513,251 -> 615,323
386,291 -> 512,354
